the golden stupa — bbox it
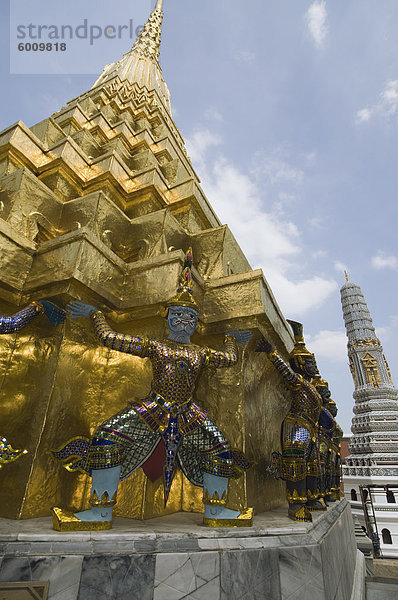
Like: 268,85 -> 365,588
0,0 -> 294,519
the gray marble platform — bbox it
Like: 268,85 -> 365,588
366,579 -> 398,600
0,499 -> 364,600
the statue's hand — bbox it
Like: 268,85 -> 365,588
67,300 -> 98,319
38,300 -> 66,326
226,330 -> 252,345
255,338 -> 274,353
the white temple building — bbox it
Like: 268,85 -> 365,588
341,278 -> 398,558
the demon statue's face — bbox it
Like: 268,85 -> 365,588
290,354 -> 319,380
301,355 -> 319,379
318,386 -> 331,406
167,305 -> 198,342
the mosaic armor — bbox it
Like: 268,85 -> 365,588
259,320 -> 327,522
0,302 -> 44,334
268,349 -> 322,481
54,311 -> 250,502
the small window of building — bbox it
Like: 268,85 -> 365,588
386,489 -> 396,504
382,529 -> 393,544
362,489 -> 368,501
351,489 -> 358,501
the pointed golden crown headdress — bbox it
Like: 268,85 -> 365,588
165,248 -> 198,312
287,319 -> 320,375
287,320 -> 314,358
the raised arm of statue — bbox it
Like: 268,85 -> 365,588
0,300 -> 65,334
205,334 -> 238,368
256,338 -> 301,388
90,310 -> 151,358
0,302 -> 44,334
205,330 -> 252,369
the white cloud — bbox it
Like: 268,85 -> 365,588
305,152 -> 317,165
375,326 -> 388,338
371,251 -> 398,271
204,156 -> 300,261
309,216 -> 325,229
185,128 -> 221,171
306,0 -> 328,48
356,108 -> 372,123
267,274 -> 337,316
251,152 -> 304,185
357,80 -> 398,124
381,80 -> 398,115
312,250 -> 327,259
391,315 -> 398,328
235,50 -> 256,64
278,192 -> 296,203
307,329 -> 347,362
272,193 -> 298,218
205,107 -> 224,122
374,315 -> 398,342
334,261 -> 349,275
186,128 -> 337,317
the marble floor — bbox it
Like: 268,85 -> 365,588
366,580 -> 398,600
0,503 -> 313,542
0,500 -> 363,600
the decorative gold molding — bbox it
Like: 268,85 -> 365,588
349,338 -> 380,348
361,352 -> 382,388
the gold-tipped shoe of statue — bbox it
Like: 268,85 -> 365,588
203,507 -> 254,528
331,487 -> 342,500
306,498 -> 327,512
51,507 -> 112,532
288,505 -> 312,522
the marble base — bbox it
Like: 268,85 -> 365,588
366,579 -> 398,600
0,499 -> 363,600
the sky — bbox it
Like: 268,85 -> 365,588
1,0 -> 398,435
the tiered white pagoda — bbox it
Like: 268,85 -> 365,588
341,278 -> 398,557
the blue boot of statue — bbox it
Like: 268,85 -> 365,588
52,466 -> 121,531
202,473 -> 253,527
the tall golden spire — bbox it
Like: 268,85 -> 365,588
91,0 -> 171,113
130,0 -> 164,61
